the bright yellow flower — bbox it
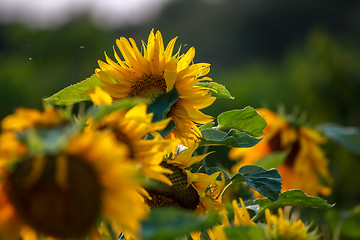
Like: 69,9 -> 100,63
193,198 -> 255,240
87,103 -> 179,185
0,129 -> 149,239
265,208 -> 317,240
229,108 -> 333,196
1,107 -> 67,132
145,144 -> 225,211
91,29 -> 216,146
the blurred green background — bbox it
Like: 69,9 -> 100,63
1,0 -> 360,239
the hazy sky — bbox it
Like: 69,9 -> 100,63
0,0 -> 173,28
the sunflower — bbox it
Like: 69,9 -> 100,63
1,106 -> 67,132
145,144 -> 225,212
0,128 -> 149,239
86,94 -> 179,185
265,208 -> 318,240
229,108 -> 333,196
91,29 -> 216,146
191,198 -> 255,240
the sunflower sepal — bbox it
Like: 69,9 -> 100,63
44,74 -> 104,106
229,165 -> 282,202
195,81 -> 234,99
16,124 -> 80,156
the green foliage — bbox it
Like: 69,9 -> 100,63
44,74 -> 103,106
322,123 -> 360,155
224,226 -> 267,240
254,151 -> 288,170
328,205 -> 360,239
200,129 -> 262,148
147,87 -> 179,122
199,107 -> 266,147
231,165 -> 282,202
198,122 -> 215,131
253,190 -> 332,221
141,208 -> 219,240
195,81 -> 234,99
217,107 -> 266,137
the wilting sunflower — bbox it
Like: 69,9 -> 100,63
145,144 -> 225,212
229,108 -> 333,196
87,91 -> 179,185
90,29 -> 216,146
0,129 -> 149,239
265,208 -> 318,240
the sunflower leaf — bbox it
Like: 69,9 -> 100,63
217,107 -> 266,137
231,165 -> 282,202
224,226 -> 267,240
141,208 -> 218,240
44,74 -> 103,106
198,122 -> 215,131
253,189 -> 333,222
254,151 -> 288,170
147,87 -> 179,122
200,128 -> 262,147
195,82 -> 234,99
322,123 -> 360,155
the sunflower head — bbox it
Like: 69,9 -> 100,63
4,155 -> 101,238
1,106 -> 69,132
91,29 -> 216,147
229,108 -> 333,196
87,103 -> 179,185
145,162 -> 200,209
0,127 -> 148,239
265,208 -> 318,240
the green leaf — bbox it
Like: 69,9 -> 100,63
200,129 -> 262,147
322,123 -> 360,155
232,165 -> 282,202
198,122 -> 215,131
147,87 -> 179,122
254,189 -> 333,222
254,151 -> 288,170
141,208 -> 218,240
327,205 -> 360,239
217,107 -> 266,137
224,226 -> 267,240
44,74 -> 103,106
195,82 -> 234,99
87,98 -> 147,123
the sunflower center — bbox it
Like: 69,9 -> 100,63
145,162 -> 200,209
5,155 -> 101,238
129,74 -> 167,100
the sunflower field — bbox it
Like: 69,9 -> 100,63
1,1 -> 360,239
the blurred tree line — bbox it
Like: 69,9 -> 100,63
1,0 -> 360,217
